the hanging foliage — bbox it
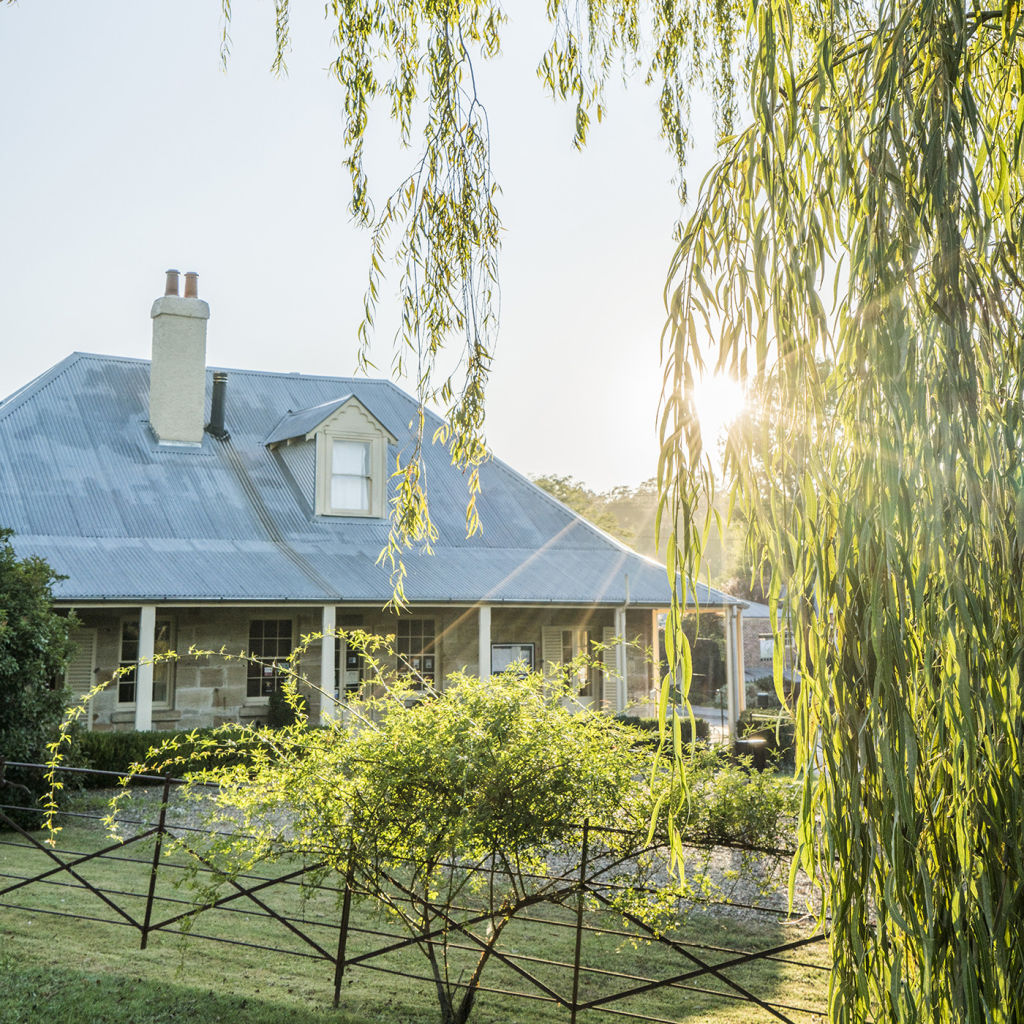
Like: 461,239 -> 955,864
661,3 -> 1024,1020
218,0 -> 743,596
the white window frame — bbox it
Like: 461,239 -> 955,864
543,626 -> 594,697
245,618 -> 295,702
396,618 -> 437,689
316,429 -> 386,518
117,617 -> 174,708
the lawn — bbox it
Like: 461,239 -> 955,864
0,811 -> 829,1024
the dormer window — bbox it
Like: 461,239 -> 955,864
266,394 -> 395,520
328,437 -> 373,515
315,417 -> 390,517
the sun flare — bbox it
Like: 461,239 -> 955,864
691,372 -> 746,444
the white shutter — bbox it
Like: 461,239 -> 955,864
601,626 -> 618,708
64,628 -> 97,730
541,627 -> 563,678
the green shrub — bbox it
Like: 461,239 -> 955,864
662,747 -> 797,850
0,529 -> 77,828
615,712 -> 710,746
736,708 -> 796,767
689,748 -> 797,849
77,727 -> 267,785
266,687 -> 301,728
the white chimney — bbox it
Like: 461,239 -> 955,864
149,269 -> 209,445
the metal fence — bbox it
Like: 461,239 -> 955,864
0,760 -> 829,1023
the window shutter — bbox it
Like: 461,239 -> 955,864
541,627 -> 564,681
601,626 -> 618,708
64,628 -> 97,703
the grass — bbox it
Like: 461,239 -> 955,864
0,810 -> 829,1024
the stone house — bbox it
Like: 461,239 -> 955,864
0,271 -> 746,732
741,601 -> 798,705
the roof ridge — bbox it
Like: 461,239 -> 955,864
0,352 -> 89,420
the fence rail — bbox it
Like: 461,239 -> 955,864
1,759 -> 829,1023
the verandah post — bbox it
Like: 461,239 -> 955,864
140,774 -> 172,949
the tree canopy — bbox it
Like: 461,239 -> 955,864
532,474 -> 737,578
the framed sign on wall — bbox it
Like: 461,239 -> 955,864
490,642 -> 535,675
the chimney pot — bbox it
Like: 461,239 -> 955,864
164,269 -> 180,296
184,271 -> 199,298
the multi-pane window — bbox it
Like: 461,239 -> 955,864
331,439 -> 371,513
758,631 -> 794,661
246,619 -> 293,698
118,621 -> 139,704
396,618 -> 436,688
332,614 -> 365,696
118,619 -> 174,705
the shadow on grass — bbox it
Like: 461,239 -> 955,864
0,959 -> 377,1024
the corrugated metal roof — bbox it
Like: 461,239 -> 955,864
263,396 -> 352,444
0,353 -> 744,609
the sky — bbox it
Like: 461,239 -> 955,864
0,1 -> 721,492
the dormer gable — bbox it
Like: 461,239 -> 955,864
265,395 -> 396,519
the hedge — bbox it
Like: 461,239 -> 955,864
76,727 -> 268,785
735,709 -> 796,768
614,713 -> 710,746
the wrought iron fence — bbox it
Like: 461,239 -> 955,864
0,759 -> 829,1023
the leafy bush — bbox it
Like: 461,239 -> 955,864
77,727 -> 269,784
157,672 -> 653,1024
665,748 -> 797,851
49,644 -> 798,1024
736,708 -> 796,767
266,687 -> 301,728
0,529 -> 76,828
614,712 -> 710,745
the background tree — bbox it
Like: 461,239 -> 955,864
533,473 -> 736,580
0,528 -> 76,824
530,473 -> 626,539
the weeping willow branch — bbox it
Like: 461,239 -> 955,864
662,2 -> 1024,1021
187,2 -> 1024,1014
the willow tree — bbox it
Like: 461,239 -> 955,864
225,2 -> 1023,1020
660,5 -> 1024,1023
